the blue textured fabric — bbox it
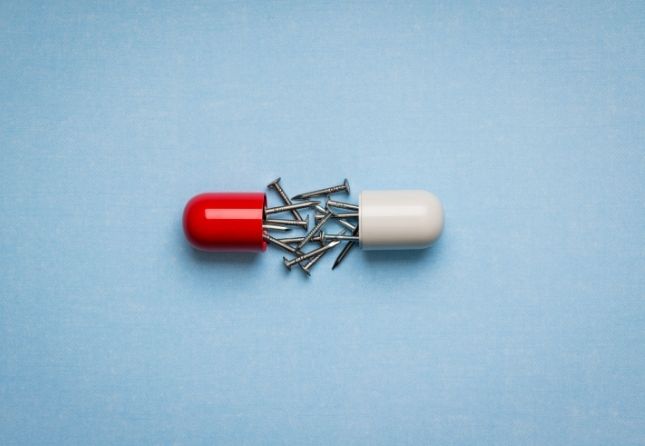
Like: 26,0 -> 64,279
1,1 -> 644,444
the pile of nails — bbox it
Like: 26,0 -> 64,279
263,178 -> 359,276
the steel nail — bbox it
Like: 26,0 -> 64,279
273,234 -> 323,244
331,226 -> 359,270
326,199 -> 359,211
267,177 -> 306,222
263,233 -> 298,253
264,234 -> 311,275
264,215 -> 309,228
291,178 -> 350,200
297,212 -> 332,249
315,205 -> 356,231
315,212 -> 358,221
304,229 -> 349,273
320,233 -> 359,244
327,209 -> 359,219
302,241 -> 329,273
283,240 -> 341,269
262,223 -> 291,231
264,200 -> 319,215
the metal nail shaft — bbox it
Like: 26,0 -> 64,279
267,177 -> 305,222
321,234 -> 359,243
265,201 -> 319,215
274,234 -> 323,244
264,217 -> 309,228
304,230 -> 349,273
315,205 -> 356,232
292,179 -> 350,200
263,234 -> 298,253
315,211 -> 358,220
328,210 -> 359,219
331,226 -> 359,270
302,241 -> 329,273
264,234 -> 311,275
327,199 -> 359,211
262,224 -> 290,231
297,212 -> 332,249
283,240 -> 341,269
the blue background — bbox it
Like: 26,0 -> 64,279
1,1 -> 644,444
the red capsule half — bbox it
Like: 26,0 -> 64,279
183,192 -> 267,252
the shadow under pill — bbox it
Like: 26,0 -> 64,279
188,248 -> 260,265
361,239 -> 444,266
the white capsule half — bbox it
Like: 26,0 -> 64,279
358,190 -> 444,250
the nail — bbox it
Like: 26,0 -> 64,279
315,205 -> 356,232
320,233 -> 359,244
304,229 -> 349,273
315,212 -> 358,220
267,177 -> 305,222
263,234 -> 298,253
264,234 -> 311,275
297,212 -> 332,249
328,209 -> 359,219
274,234 -> 323,244
302,242 -> 328,273
326,199 -> 358,211
291,179 -> 350,200
302,250 -> 325,273
315,212 -> 358,223
283,240 -> 341,270
262,223 -> 291,231
331,226 -> 359,270
264,216 -> 309,228
264,200 -> 319,215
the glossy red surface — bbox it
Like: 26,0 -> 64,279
183,192 -> 267,252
